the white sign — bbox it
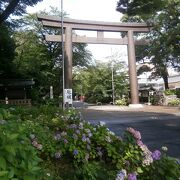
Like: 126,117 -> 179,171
64,89 -> 73,104
50,86 -> 54,99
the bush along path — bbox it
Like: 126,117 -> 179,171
0,106 -> 179,180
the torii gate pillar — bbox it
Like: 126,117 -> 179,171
127,30 -> 139,105
64,27 -> 72,89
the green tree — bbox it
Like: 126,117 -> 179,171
0,0 -> 43,24
116,0 -> 180,89
14,9 -> 92,102
0,24 -> 16,78
73,60 -> 128,103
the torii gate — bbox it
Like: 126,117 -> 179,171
37,15 -> 151,107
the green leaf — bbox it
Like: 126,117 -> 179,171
0,157 -> 6,170
5,145 -> 16,156
31,166 -> 41,171
8,134 -> 19,140
8,168 -> 14,178
0,171 -> 8,176
0,114 -> 3,119
137,167 -> 143,173
24,175 -> 36,180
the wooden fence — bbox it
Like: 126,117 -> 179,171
0,99 -> 31,106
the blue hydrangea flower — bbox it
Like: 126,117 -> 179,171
116,169 -> 127,180
73,149 -> 78,156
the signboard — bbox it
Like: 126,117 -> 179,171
64,89 -> 73,104
50,86 -> 54,99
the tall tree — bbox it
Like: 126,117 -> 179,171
0,24 -> 16,78
73,60 -> 128,103
0,0 -> 43,24
116,0 -> 180,89
14,9 -> 92,101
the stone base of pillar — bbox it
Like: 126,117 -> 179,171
129,104 -> 144,108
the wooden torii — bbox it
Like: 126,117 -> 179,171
37,15 -> 151,106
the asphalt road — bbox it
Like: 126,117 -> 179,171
79,105 -> 180,159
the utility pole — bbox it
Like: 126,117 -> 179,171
111,62 -> 115,105
61,0 -> 65,109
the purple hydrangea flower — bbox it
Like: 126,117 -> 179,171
64,139 -> 68,144
152,150 -> 161,160
73,149 -> 78,156
76,130 -> 81,134
128,172 -> 137,180
82,134 -> 86,142
69,124 -> 77,129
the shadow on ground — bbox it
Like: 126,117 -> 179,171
79,105 -> 180,159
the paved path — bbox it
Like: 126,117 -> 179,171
79,105 -> 180,159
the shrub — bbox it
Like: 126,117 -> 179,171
0,109 -> 44,179
164,89 -> 176,96
0,106 -> 180,179
168,99 -> 180,106
115,98 -> 128,106
176,89 -> 180,98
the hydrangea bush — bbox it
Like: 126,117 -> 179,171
0,106 -> 179,179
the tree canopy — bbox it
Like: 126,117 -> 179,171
0,24 -> 18,78
116,0 -> 165,17
0,6 -> 92,103
0,0 -> 43,24
73,59 -> 129,103
13,8 -> 92,102
116,0 -> 180,89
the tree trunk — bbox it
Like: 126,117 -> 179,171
162,72 -> 169,90
0,0 -> 20,24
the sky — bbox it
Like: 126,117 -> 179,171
27,0 -> 128,63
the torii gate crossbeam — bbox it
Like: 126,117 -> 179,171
37,15 -> 151,106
